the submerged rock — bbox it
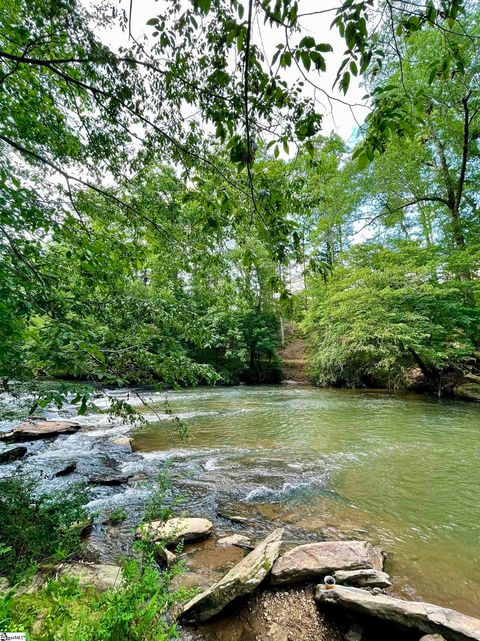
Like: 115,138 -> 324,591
56,562 -> 123,590
138,517 -> 213,546
217,534 -> 253,549
333,568 -> 391,589
315,585 -> 480,641
181,528 -> 284,622
271,541 -> 384,586
0,445 -> 27,463
0,420 -> 81,442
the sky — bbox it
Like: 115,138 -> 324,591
91,0 -> 371,144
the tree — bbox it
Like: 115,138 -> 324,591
304,241 -> 479,389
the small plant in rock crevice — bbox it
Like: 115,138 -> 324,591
105,507 -> 128,525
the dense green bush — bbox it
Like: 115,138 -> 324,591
304,242 -> 479,388
0,477 -> 89,583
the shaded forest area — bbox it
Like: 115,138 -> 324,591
1,0 -> 479,405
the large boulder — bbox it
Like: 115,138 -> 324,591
181,528 -> 284,622
0,445 -> 27,464
271,540 -> 383,586
333,568 -> 391,589
137,517 -> 213,546
0,420 -> 81,443
454,374 -> 480,402
315,585 -> 480,641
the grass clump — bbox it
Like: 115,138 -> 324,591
0,476 -> 89,583
143,469 -> 184,523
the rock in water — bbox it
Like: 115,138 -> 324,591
53,462 -> 77,477
88,473 -> 133,486
137,517 -> 213,545
315,585 -> 480,641
0,420 -> 81,443
155,545 -> 177,568
333,568 -> 391,588
217,534 -> 253,549
110,436 -> 133,450
181,528 -> 284,622
0,445 -> 27,463
271,540 -> 383,585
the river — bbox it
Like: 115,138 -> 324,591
131,385 -> 480,616
1,384 -> 479,617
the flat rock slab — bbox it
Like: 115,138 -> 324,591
0,445 -> 27,463
333,568 -> 391,589
315,585 -> 480,641
181,528 -> 284,622
0,420 -> 81,443
138,517 -> 213,546
57,563 -> 123,590
271,540 -> 383,585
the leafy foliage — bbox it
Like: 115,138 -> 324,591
0,477 -> 89,583
0,0 -> 478,399
0,555 -> 191,640
304,242 -> 479,387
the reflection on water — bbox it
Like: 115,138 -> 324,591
132,385 -> 480,616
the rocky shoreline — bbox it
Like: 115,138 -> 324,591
133,516 -> 480,641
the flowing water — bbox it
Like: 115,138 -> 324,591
131,385 -> 480,617
1,384 -> 479,617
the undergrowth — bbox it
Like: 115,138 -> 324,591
0,475 -> 194,640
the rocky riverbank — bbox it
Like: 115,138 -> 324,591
1,412 -> 480,640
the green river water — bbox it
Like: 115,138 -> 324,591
132,385 -> 480,617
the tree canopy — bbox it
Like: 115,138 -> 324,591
0,0 -> 478,403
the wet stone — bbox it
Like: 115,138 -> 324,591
0,445 -> 27,464
0,420 -> 81,442
217,534 -> 253,549
52,462 -> 77,477
271,541 -> 384,586
181,528 -> 284,623
138,517 -> 213,546
88,473 -> 133,486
